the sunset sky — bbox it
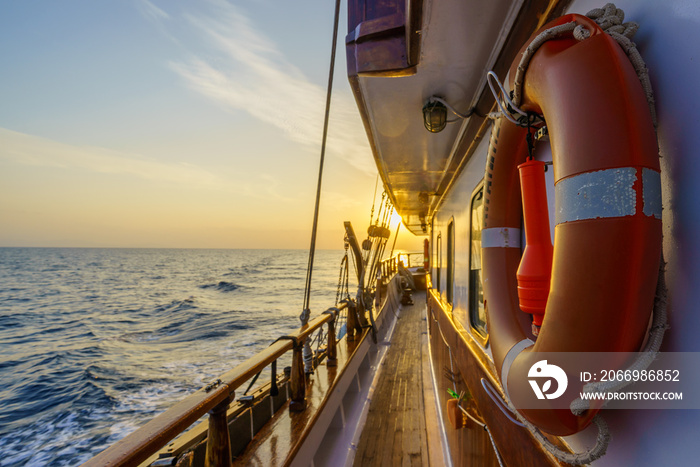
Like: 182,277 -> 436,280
0,0 -> 418,250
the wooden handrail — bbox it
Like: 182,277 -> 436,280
81,303 -> 347,467
380,251 -> 425,273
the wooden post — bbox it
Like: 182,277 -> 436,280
347,301 -> 358,341
357,301 -> 369,329
327,318 -> 337,367
176,451 -> 194,467
205,395 -> 232,467
289,339 -> 306,412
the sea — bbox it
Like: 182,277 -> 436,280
0,247 -> 347,466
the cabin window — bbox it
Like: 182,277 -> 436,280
469,186 -> 487,335
430,219 -> 436,286
446,219 -> 454,305
436,232 -> 442,293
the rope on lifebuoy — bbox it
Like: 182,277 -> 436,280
512,21 -> 582,107
493,3 -> 656,129
587,3 -> 657,126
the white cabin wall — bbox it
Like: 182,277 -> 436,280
430,131 -> 489,329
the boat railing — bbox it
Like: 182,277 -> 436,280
82,301 -> 347,467
375,253 -> 428,305
380,251 -> 425,277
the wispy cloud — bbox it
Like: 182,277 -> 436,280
167,0 -> 375,175
0,128 -> 224,187
136,0 -> 179,44
137,0 -> 169,22
0,128 -> 310,205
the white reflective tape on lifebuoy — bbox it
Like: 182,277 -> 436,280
555,167 -> 662,224
642,168 -> 662,219
501,338 -> 534,401
555,167 -> 637,224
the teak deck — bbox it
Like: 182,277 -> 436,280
353,290 -> 442,466
231,333 -> 363,466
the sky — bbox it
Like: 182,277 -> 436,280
0,0 -> 419,251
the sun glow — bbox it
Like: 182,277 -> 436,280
390,209 -> 403,228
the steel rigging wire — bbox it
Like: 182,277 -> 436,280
302,0 -> 342,319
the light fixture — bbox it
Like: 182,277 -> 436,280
422,98 -> 447,133
420,214 -> 427,233
423,96 -> 479,133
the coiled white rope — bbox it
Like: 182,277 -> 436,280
586,3 -> 657,126
511,21 -> 582,108
491,3 -> 656,128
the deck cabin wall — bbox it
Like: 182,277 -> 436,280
427,0 -> 700,464
430,133 -> 489,330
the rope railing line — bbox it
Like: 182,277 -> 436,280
81,302 -> 347,467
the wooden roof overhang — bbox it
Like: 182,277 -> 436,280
346,0 -> 571,235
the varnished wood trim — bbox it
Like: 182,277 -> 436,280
217,307 -> 345,390
205,397 -> 233,467
82,304 -> 347,467
281,277 -> 401,465
426,289 -> 572,466
82,383 -> 232,467
289,344 -> 307,412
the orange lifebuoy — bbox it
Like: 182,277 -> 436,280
482,14 -> 662,435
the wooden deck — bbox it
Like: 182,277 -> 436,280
353,290 -> 443,466
227,275 -> 405,467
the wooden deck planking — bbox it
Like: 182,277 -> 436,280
353,291 -> 432,467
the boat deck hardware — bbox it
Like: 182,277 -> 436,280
204,379 -> 222,393
150,457 -> 176,466
238,395 -> 255,404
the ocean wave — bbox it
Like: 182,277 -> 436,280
0,314 -> 24,327
264,274 -> 304,281
154,297 -> 196,313
0,373 -> 117,466
198,281 -> 241,292
0,247 -> 343,465
117,328 -> 181,343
